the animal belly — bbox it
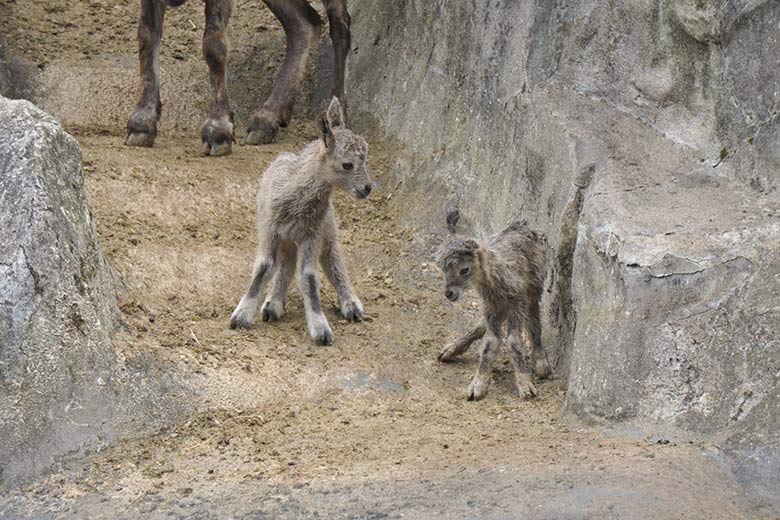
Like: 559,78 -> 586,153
274,221 -> 320,246
271,204 -> 326,244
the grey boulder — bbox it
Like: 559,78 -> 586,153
1,97 -> 120,486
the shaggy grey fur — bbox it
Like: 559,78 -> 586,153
436,221 -> 551,400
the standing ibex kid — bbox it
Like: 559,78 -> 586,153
436,221 -> 551,400
230,97 -> 371,345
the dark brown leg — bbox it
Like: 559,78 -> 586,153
246,0 -> 322,145
201,0 -> 235,156
323,0 -> 350,117
126,0 -> 167,147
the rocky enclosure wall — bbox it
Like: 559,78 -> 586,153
346,0 -> 780,512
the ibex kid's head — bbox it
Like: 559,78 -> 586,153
320,97 -> 373,199
436,237 -> 483,302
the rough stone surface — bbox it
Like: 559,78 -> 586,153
346,0 -> 780,514
0,97 -> 180,487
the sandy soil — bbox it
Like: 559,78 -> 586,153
0,1 -> 755,518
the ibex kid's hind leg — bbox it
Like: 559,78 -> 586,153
230,235 -> 278,329
260,241 -> 296,322
319,209 -> 362,321
438,321 -> 486,362
201,0 -> 235,156
297,237 -> 333,345
467,313 -> 501,401
524,297 -> 551,379
126,0 -> 167,147
508,311 -> 537,399
246,0 -> 322,145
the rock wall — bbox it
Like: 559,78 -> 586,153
0,97 -> 180,486
346,0 -> 780,513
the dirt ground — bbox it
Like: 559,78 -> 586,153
0,1 -> 758,518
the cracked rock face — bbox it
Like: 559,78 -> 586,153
0,96 -> 120,485
347,0 -> 780,512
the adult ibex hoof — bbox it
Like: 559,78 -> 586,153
246,116 -> 278,145
201,140 -> 232,157
126,105 -> 160,147
201,117 -> 234,156
125,131 -> 156,147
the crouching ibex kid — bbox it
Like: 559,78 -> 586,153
436,221 -> 551,400
230,97 -> 372,345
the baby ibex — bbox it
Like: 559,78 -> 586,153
436,221 -> 551,400
230,97 -> 371,345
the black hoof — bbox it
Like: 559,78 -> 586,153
201,140 -> 232,157
201,116 -> 234,157
126,105 -> 160,147
125,131 -> 156,147
246,116 -> 278,145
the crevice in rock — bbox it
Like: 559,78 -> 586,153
549,163 -> 594,377
19,246 -> 43,297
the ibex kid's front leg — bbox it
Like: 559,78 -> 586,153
319,208 -> 362,322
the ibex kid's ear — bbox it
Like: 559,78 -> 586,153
321,115 -> 335,149
446,203 -> 460,234
325,96 -> 345,129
